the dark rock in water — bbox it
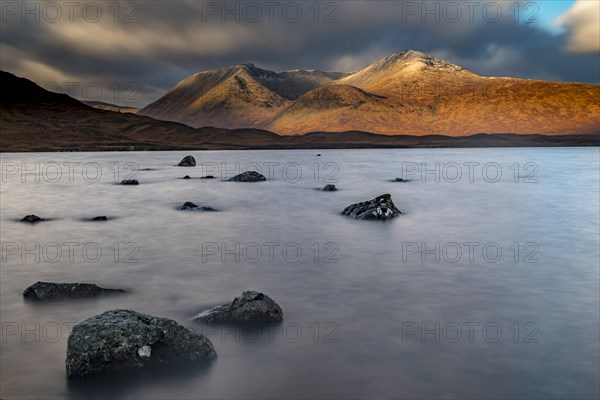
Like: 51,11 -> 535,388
23,281 -> 125,301
395,178 -> 407,182
120,180 -> 139,185
178,156 -> 196,167
182,175 -> 191,180
180,201 -> 198,209
201,175 -> 215,179
316,154 -> 322,156
341,193 -> 401,220
179,202 -> 216,211
21,214 -> 44,223
92,216 -> 108,221
228,171 -> 266,182
66,309 -> 216,378
192,291 -> 283,324
320,184 -> 337,191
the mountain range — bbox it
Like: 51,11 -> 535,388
138,50 -> 600,136
2,50 -> 599,152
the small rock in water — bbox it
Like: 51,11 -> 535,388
120,179 -> 139,185
179,202 -> 216,211
316,154 -> 322,156
92,216 -> 108,221
320,184 -> 337,191
394,178 -> 407,182
21,214 -> 44,223
228,171 -> 266,182
201,175 -> 215,179
341,193 -> 401,220
66,309 -> 216,378
183,175 -> 191,179
178,155 -> 196,167
23,281 -> 125,301
192,291 -> 283,324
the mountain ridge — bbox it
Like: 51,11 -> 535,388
139,64 -> 349,128
2,69 -> 597,152
139,50 -> 600,136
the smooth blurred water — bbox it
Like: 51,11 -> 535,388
1,148 -> 598,399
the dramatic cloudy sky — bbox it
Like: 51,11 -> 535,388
1,0 -> 598,107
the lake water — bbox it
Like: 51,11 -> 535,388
1,148 -> 598,399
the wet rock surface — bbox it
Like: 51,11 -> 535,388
228,171 -> 266,182
23,281 -> 125,301
320,184 -> 337,191
179,202 -> 216,211
66,309 -> 216,378
178,156 -> 196,167
341,193 -> 401,220
192,291 -> 283,324
21,214 -> 44,223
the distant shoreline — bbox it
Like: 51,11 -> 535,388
1,133 -> 598,153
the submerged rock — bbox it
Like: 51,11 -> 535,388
21,214 -> 44,223
23,281 -> 125,301
66,309 -> 216,378
92,216 -> 108,221
120,179 -> 138,185
192,291 -> 283,324
228,171 -> 266,182
179,202 -> 216,211
341,193 -> 401,220
178,156 -> 196,167
320,184 -> 337,192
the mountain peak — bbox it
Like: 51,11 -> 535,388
376,50 -> 465,71
390,50 -> 430,59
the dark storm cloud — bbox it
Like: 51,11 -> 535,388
0,0 -> 597,106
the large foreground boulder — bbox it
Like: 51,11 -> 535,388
192,291 -> 283,324
341,193 -> 401,220
23,282 -> 125,301
178,156 -> 196,167
66,309 -> 216,378
228,171 -> 266,182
